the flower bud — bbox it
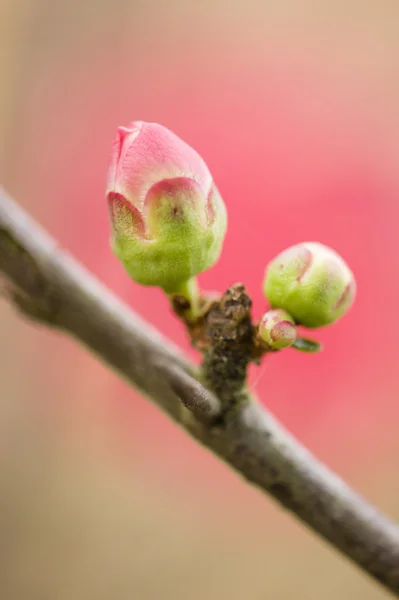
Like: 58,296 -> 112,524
258,309 -> 297,350
106,121 -> 227,292
263,242 -> 356,328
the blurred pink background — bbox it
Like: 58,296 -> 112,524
1,1 -> 399,598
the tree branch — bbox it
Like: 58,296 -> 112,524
1,187 -> 399,596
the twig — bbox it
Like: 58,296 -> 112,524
201,283 -> 254,411
0,187 -> 399,596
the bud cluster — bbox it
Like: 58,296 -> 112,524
106,122 -> 356,352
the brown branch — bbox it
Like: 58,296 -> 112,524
0,186 -> 399,596
201,283 -> 254,411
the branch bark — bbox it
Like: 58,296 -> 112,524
1,187 -> 399,596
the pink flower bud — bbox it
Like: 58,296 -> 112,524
106,122 -> 227,292
258,308 -> 297,350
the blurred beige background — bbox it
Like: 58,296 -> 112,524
1,1 -> 399,599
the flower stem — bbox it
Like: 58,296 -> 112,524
167,277 -> 200,320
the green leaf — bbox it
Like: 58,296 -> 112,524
292,337 -> 322,353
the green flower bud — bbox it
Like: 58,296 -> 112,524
258,308 -> 297,350
263,242 -> 356,328
106,121 -> 227,294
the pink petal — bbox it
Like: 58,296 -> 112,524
107,121 -> 213,212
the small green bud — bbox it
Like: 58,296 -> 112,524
258,308 -> 297,350
263,242 -> 356,328
106,121 -> 227,293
